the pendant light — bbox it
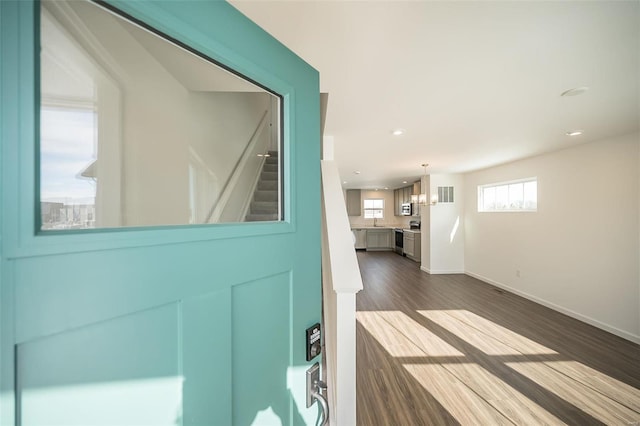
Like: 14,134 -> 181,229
411,163 -> 434,205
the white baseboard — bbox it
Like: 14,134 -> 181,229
465,270 -> 640,345
420,266 -> 465,275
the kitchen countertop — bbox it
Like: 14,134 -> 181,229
350,226 -> 421,233
402,229 -> 421,234
350,226 -> 395,230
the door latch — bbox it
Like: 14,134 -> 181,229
306,362 -> 329,425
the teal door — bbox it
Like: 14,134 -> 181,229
0,1 -> 321,425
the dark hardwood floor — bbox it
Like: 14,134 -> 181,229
355,251 -> 640,425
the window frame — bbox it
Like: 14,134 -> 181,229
37,0 -> 285,232
477,177 -> 537,213
363,198 -> 384,219
0,0 -> 309,259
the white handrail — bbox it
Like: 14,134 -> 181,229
205,110 -> 269,223
321,159 -> 363,426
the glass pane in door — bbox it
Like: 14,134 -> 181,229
39,0 -> 283,231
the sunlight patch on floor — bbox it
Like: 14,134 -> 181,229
403,363 -> 515,425
356,311 -> 428,357
419,310 -> 558,355
358,308 -> 640,425
373,310 -> 464,357
543,361 -> 640,412
506,361 -> 640,424
404,362 -> 567,426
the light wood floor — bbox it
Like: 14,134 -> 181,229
355,251 -> 640,425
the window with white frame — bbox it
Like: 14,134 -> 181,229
478,178 -> 537,212
363,198 -> 384,218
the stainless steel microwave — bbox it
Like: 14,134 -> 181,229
401,203 -> 412,216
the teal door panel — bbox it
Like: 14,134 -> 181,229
17,303 -> 181,425
182,290 -> 233,425
13,235 -> 298,343
0,1 -> 321,425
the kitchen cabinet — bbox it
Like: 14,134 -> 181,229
394,185 -> 415,216
403,231 -> 421,262
394,189 -> 400,216
403,186 -> 412,204
412,180 -> 421,198
353,228 -> 367,249
366,229 -> 392,251
346,189 -> 361,216
412,180 -> 421,217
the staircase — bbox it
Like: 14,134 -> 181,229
245,151 -> 280,222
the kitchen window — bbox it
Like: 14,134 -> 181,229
363,199 -> 384,218
478,178 -> 537,212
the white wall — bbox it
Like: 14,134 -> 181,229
464,133 -> 640,342
422,174 -> 465,274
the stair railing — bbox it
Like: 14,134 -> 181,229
205,110 -> 269,223
321,159 -> 363,425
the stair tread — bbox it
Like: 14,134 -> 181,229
260,172 -> 278,181
258,180 -> 278,191
245,214 -> 278,222
251,201 -> 278,212
254,190 -> 278,202
245,152 -> 280,222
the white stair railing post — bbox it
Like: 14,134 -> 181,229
321,155 -> 363,425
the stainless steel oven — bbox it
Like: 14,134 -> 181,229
394,228 -> 404,254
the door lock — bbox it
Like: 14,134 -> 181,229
306,362 -> 329,426
306,323 -> 322,361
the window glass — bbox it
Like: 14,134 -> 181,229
40,0 -> 282,231
523,181 -> 538,210
508,183 -> 523,209
495,185 -> 508,210
41,108 -> 97,229
478,179 -> 537,212
363,198 -> 384,219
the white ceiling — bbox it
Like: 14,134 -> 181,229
231,1 -> 639,189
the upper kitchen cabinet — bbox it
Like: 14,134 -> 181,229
403,186 -> 412,204
394,185 -> 415,216
412,180 -> 421,217
394,188 -> 400,216
346,189 -> 361,216
412,180 -> 421,198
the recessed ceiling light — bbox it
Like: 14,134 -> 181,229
354,170 -> 361,174
402,180 -> 408,184
343,181 -> 347,184
561,86 -> 589,97
384,187 -> 389,190
392,129 -> 405,136
566,130 -> 583,136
